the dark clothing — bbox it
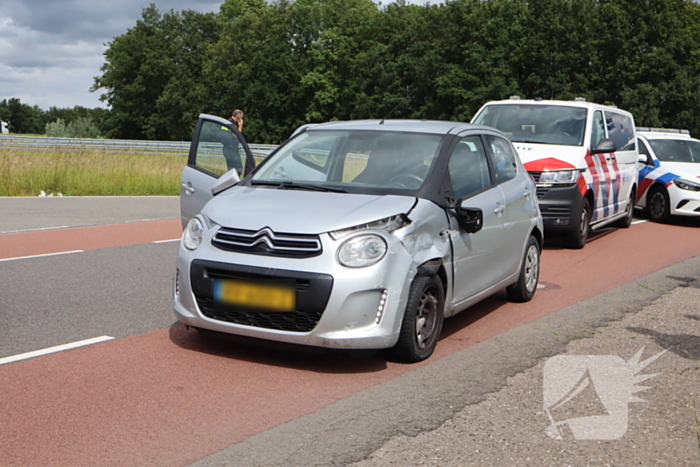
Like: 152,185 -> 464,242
221,126 -> 242,174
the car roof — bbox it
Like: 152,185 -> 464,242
637,127 -> 694,140
479,98 -> 632,115
299,119 -> 496,136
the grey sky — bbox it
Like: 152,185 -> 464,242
0,0 -> 438,111
0,0 -> 222,109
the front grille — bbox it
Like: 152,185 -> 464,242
196,297 -> 322,332
212,227 -> 322,258
190,260 -> 333,333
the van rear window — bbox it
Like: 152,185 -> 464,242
473,104 -> 586,147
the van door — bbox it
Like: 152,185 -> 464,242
587,110 -> 636,223
603,110 -> 637,219
180,114 -> 255,228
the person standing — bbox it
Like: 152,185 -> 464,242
222,109 -> 245,173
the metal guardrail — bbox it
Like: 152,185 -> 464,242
0,135 -> 278,158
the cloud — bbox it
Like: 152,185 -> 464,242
0,0 -> 222,109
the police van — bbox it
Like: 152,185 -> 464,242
472,98 -> 639,248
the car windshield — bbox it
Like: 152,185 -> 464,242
250,130 -> 443,194
473,104 -> 587,147
648,139 -> 700,163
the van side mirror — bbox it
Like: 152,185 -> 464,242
591,138 -> 617,155
455,203 -> 483,234
211,168 -> 241,195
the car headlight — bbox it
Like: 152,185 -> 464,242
183,217 -> 204,250
672,178 -> 700,192
338,234 -> 387,268
539,169 -> 580,185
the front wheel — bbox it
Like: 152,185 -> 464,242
647,186 -> 671,223
564,198 -> 590,249
392,275 -> 445,362
506,235 -> 540,302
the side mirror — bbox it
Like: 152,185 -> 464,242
591,138 -> 617,155
455,203 -> 483,234
211,168 -> 241,196
637,154 -> 651,165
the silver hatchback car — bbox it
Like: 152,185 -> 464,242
175,116 -> 543,361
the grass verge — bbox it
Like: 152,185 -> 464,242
0,149 -> 183,196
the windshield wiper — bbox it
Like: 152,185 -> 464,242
251,180 -> 347,193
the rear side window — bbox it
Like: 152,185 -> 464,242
485,135 -> 518,183
605,112 -> 636,151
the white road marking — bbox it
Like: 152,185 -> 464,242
0,250 -> 85,262
0,336 -> 115,366
1,225 -> 70,234
631,219 -> 649,225
152,239 -> 180,244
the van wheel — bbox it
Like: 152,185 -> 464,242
392,275 -> 445,362
564,198 -> 590,249
613,190 -> 635,228
506,235 -> 540,302
647,186 -> 671,223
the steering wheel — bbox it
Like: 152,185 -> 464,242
388,173 -> 424,189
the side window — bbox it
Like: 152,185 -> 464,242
448,136 -> 492,199
590,110 -> 605,149
485,135 -> 518,183
292,135 -> 334,171
637,138 -> 652,164
194,120 -> 244,177
605,112 -> 636,151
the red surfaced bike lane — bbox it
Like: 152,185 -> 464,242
0,219 -> 698,466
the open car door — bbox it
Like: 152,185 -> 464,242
180,114 -> 256,229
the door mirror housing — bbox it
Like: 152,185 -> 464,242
211,168 -> 240,196
591,138 -> 617,155
455,202 -> 483,234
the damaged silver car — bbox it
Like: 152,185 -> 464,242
174,116 -> 543,361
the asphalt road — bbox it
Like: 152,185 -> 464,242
0,197 -> 698,466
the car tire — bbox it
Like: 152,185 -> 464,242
613,190 -> 635,228
647,186 -> 671,223
392,275 -> 445,363
564,197 -> 590,249
506,235 -> 540,303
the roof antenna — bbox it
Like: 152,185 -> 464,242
380,87 -> 417,124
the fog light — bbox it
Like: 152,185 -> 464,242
376,289 -> 388,324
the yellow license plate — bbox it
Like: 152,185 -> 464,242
213,279 -> 296,312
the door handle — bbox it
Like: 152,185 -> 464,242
494,204 -> 505,215
524,189 -> 532,199
181,182 -> 195,195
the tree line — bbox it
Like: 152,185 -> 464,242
8,0 -> 700,144
0,98 -> 107,137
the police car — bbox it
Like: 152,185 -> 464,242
636,128 -> 700,222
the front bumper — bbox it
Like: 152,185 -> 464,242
669,188 -> 700,217
173,232 -> 417,350
533,183 -> 583,233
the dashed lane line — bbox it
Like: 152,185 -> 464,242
0,336 -> 115,366
0,250 -> 85,262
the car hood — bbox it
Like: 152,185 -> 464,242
201,186 -> 417,234
659,161 -> 700,180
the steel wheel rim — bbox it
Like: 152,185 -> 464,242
524,244 -> 539,293
415,286 -> 439,349
650,192 -> 665,219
